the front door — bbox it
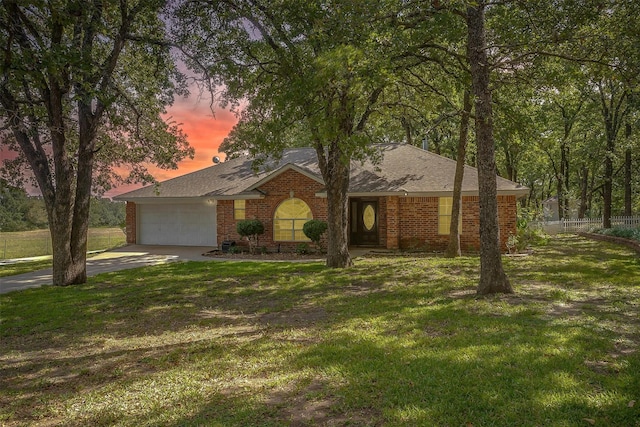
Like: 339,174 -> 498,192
350,199 -> 379,246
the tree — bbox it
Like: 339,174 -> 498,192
488,0 -> 640,222
0,0 -> 193,285
175,0 -> 405,268
0,179 -> 30,231
236,219 -> 265,254
466,1 -> 513,294
445,89 -> 471,258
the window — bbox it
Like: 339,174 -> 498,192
273,198 -> 312,241
234,200 -> 245,220
438,197 -> 462,235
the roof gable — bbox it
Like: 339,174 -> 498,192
245,163 -> 324,192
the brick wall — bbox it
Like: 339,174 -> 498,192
216,169 -> 327,252
125,201 -> 136,244
498,195 -> 518,249
126,168 -> 518,253
395,195 -> 517,252
383,196 -> 399,249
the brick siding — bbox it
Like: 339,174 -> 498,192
217,169 -> 328,252
125,201 -> 136,244
394,195 -> 517,252
125,169 -> 518,252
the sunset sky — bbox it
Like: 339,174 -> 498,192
0,91 -> 239,198
103,93 -> 238,198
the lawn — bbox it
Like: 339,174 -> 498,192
1,235 -> 638,426
0,259 -> 53,278
0,227 -> 126,260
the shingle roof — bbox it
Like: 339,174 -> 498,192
114,144 -> 529,200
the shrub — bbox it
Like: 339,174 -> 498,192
593,226 -> 640,242
506,233 -> 518,254
236,219 -> 265,254
516,208 -> 549,251
295,243 -> 311,255
303,220 -> 328,252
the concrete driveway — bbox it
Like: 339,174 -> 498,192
0,245 -> 214,295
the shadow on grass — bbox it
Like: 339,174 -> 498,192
1,235 -> 639,426
159,301 -> 639,426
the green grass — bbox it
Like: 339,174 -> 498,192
1,235 -> 639,426
0,227 -> 126,260
0,259 -> 52,277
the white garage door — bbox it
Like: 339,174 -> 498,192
138,203 -> 217,246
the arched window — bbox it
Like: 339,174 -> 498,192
273,198 -> 312,241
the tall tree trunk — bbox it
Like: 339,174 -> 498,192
316,142 -> 353,268
578,165 -> 589,219
445,89 -> 471,258
603,141 -> 614,228
556,177 -> 565,220
624,123 -> 632,216
466,2 -> 513,295
624,148 -> 632,216
598,82 -> 629,228
401,116 -> 413,146
562,144 -> 570,217
50,105 -> 97,285
559,139 -> 570,219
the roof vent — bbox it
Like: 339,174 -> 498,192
212,156 -> 220,164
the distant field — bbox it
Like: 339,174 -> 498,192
0,228 -> 126,259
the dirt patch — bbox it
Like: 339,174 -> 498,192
266,379 -> 381,427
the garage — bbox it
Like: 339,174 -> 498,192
137,202 -> 217,246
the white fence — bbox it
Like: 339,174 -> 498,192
532,216 -> 640,234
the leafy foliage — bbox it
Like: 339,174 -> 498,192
0,180 -> 124,231
0,180 -> 47,231
0,0 -> 193,284
302,219 -> 328,252
236,219 -> 265,254
593,226 -> 640,242
295,242 -> 311,255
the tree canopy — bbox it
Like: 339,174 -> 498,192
2,0 -> 638,290
0,0 -> 193,284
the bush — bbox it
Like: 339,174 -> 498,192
303,220 -> 328,252
295,243 -> 311,255
236,219 -> 265,254
516,208 -> 549,251
593,226 -> 640,242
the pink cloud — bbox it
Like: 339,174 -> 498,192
2,92 -> 238,198
105,94 -> 238,198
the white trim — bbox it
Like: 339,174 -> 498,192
125,194 -> 265,204
128,197 -> 217,205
